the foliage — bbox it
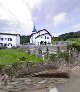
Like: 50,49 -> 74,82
0,65 -> 5,71
11,46 -> 20,49
49,54 -> 56,62
18,56 -> 26,61
49,51 -> 69,62
46,47 -> 49,57
58,51 -> 69,62
59,31 -> 80,40
70,42 -> 80,52
20,35 -> 31,44
57,46 -> 61,53
38,47 -> 42,57
0,46 -> 7,49
11,61 -> 19,69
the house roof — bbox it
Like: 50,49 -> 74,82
0,33 -> 20,36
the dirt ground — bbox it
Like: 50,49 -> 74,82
0,65 -> 80,92
0,77 -> 67,92
56,65 -> 80,92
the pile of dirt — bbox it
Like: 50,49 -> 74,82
31,70 -> 70,78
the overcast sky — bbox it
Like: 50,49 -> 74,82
0,0 -> 80,36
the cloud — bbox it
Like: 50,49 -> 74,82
24,0 -> 44,11
0,0 -> 44,35
72,24 -> 80,31
53,12 -> 67,27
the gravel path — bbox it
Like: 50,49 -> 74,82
56,75 -> 80,92
0,77 -> 67,92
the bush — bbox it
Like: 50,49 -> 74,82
0,65 -> 5,71
38,48 -> 42,57
49,54 -> 56,62
11,62 -> 19,69
58,51 -> 69,62
11,46 -> 20,49
70,42 -> 80,52
0,46 -> 7,49
27,49 -> 31,54
18,56 -> 26,61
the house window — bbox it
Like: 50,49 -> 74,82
0,43 -> 3,46
5,38 -> 7,40
1,38 -> 3,41
8,38 -> 12,41
4,43 -> 7,47
45,36 -> 46,39
47,37 -> 49,39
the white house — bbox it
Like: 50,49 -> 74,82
30,26 -> 52,45
0,33 -> 20,48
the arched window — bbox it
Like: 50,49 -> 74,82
8,43 -> 12,46
8,38 -> 12,41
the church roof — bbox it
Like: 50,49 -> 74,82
31,29 -> 52,38
35,33 -> 52,39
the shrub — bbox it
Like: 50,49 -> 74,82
0,65 -> 5,71
57,46 -> 61,54
11,62 -> 19,69
38,48 -> 42,57
11,46 -> 17,49
0,46 -> 7,49
70,42 -> 80,52
27,49 -> 31,54
18,56 -> 26,61
49,54 -> 56,62
58,51 -> 69,62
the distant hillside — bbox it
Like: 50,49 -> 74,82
52,31 -> 80,41
20,35 -> 31,44
59,31 -> 80,40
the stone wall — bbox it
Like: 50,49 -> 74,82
21,45 -> 67,55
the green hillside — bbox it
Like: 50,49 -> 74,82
52,31 -> 80,41
59,31 -> 80,40
67,38 -> 80,43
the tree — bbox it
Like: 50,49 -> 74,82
20,35 -> 31,44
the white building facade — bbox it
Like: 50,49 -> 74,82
0,33 -> 20,48
30,28 -> 52,45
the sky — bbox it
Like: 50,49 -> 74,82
0,0 -> 80,36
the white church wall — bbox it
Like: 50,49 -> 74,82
30,29 -> 52,45
39,30 -> 47,35
35,34 -> 51,45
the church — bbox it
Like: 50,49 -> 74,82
30,26 -> 52,45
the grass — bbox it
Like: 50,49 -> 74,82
0,49 -> 43,65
